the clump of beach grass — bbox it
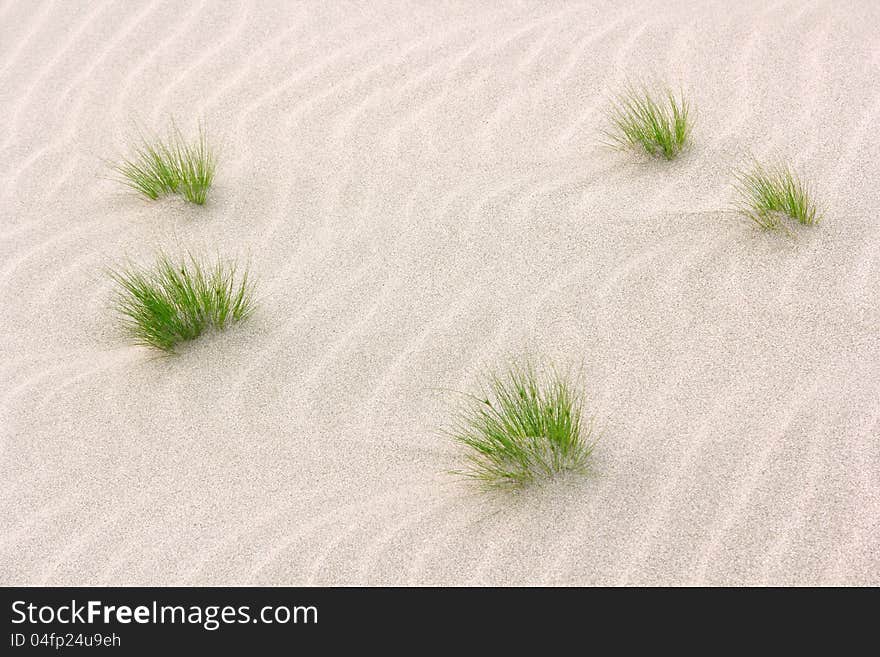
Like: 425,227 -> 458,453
109,253 -> 254,353
733,161 -> 821,232
447,360 -> 595,489
113,122 -> 216,205
604,86 -> 691,160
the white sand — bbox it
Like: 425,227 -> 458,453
1,0 -> 878,586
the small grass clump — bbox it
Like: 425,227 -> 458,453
114,123 -> 216,205
733,162 -> 821,232
109,253 -> 254,353
604,86 -> 691,160
447,360 -> 594,489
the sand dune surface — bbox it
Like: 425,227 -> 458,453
1,0 -> 879,585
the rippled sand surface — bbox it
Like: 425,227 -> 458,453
1,0 -> 878,585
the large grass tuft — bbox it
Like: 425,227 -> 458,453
113,123 -> 216,205
604,86 -> 691,160
447,360 -> 594,489
733,161 -> 821,231
109,253 -> 254,353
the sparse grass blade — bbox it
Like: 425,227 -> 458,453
604,86 -> 691,160
446,360 -> 595,489
173,123 -> 216,205
109,253 -> 255,353
733,161 -> 821,232
113,138 -> 180,199
113,122 -> 216,205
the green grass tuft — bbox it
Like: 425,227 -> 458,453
447,360 -> 595,489
604,86 -> 691,160
733,162 -> 821,231
109,253 -> 254,353
113,123 -> 216,205
113,139 -> 180,200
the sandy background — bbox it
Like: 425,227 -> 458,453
1,0 -> 878,585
